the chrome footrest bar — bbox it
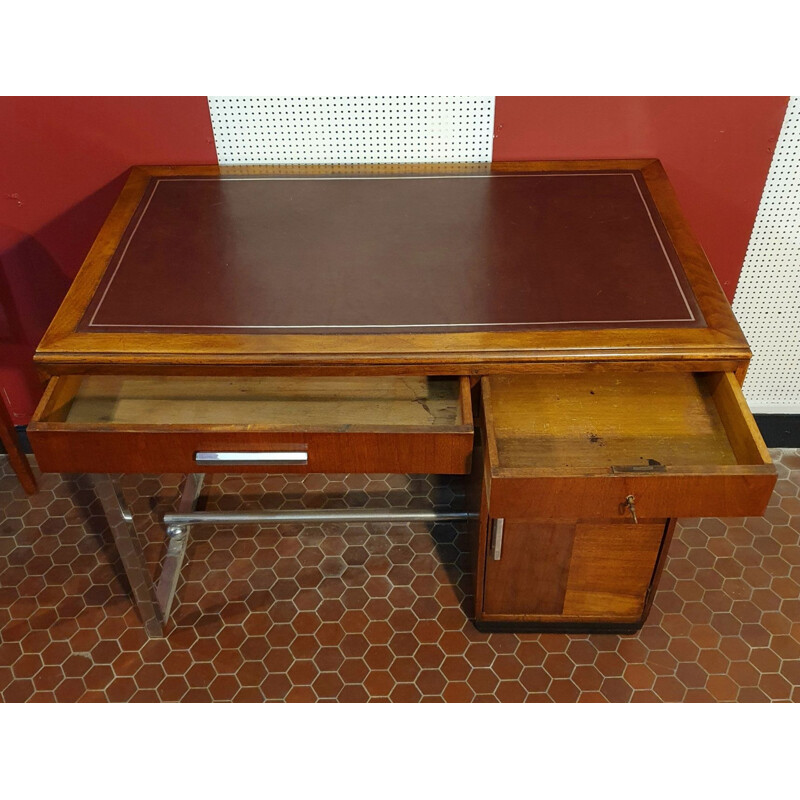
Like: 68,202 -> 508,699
162,509 -> 477,527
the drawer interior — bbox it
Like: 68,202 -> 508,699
484,371 -> 770,474
37,375 -> 472,430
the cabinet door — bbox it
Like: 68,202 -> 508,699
482,519 -> 669,623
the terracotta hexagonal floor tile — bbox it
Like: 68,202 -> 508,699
491,654 -> 523,681
363,645 -> 393,671
563,640 -> 597,666
390,683 -> 422,703
726,658 -> 760,688
363,669 -> 395,697
414,644 -> 446,670
157,674 -> 191,701
758,672 -> 793,701
623,663 -> 656,691
286,660 -> 318,686
718,636 -> 751,663
697,649 -> 729,676
738,686 -> 771,702
55,678 -> 88,702
389,656 -> 420,683
2,454 -> 799,703
289,634 -> 321,661
705,674 -> 738,702
338,657 -> 369,686
312,672 -> 344,700
313,646 -> 345,673
675,662 -> 708,690
519,667 -> 552,694
570,665 -> 603,691
750,647 -> 782,674
416,668 -> 448,696
338,684 -> 370,702
104,677 -> 137,702
385,631 -> 416,658
494,680 -> 526,702
594,651 -> 627,677
543,653 -> 574,680
549,679 -> 581,702
438,630 -> 469,657
652,676 -> 687,702
464,642 -> 495,668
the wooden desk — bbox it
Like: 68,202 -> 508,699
28,160 -> 776,637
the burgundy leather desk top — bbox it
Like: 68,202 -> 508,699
79,171 -> 704,334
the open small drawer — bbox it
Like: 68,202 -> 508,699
481,371 -> 776,520
28,375 -> 474,475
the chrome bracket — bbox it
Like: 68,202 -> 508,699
155,473 -> 204,626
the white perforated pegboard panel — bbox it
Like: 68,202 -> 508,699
207,96 -> 494,165
733,97 -> 800,413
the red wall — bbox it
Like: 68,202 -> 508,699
0,97 -> 217,423
0,96 -> 789,425
493,96 -> 788,300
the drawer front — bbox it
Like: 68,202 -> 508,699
482,518 -> 669,623
29,429 -> 472,474
482,371 -> 777,521
486,471 -> 776,520
29,375 -> 474,475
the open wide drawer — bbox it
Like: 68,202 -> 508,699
481,372 -> 776,520
29,375 -> 474,474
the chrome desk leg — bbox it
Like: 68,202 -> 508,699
90,474 -> 164,639
156,473 -> 204,624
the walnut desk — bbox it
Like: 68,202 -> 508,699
27,161 -> 777,638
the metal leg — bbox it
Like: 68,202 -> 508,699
90,474 -> 165,638
155,473 -> 204,624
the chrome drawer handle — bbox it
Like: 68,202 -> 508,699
491,518 -> 505,560
195,451 -> 308,465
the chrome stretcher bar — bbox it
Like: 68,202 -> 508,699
163,509 -> 477,528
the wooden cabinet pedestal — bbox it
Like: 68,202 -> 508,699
473,371 -> 775,632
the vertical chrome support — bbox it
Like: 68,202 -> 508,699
90,474 -> 164,639
155,473 -> 204,624
491,517 -> 505,561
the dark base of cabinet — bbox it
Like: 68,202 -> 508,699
472,617 -> 646,635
